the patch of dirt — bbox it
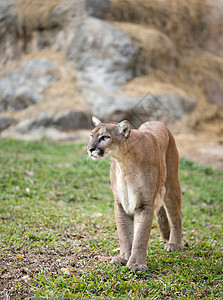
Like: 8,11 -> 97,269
0,228 -> 103,298
175,132 -> 223,170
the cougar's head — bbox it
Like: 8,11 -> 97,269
87,116 -> 131,160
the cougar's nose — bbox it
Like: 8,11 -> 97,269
88,146 -> 95,153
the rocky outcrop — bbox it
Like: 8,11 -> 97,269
67,17 -> 138,90
0,0 -> 223,140
80,88 -> 197,126
86,0 -> 111,19
203,75 -> 223,108
66,17 -> 193,125
0,0 -> 85,66
0,115 -> 15,131
0,60 -> 56,112
13,109 -> 91,134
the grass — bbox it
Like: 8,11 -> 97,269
0,139 -> 222,299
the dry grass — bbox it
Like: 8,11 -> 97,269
120,76 -> 186,97
111,14 -> 223,134
111,22 -> 177,74
12,0 -> 66,34
119,50 -> 223,135
111,0 -> 211,47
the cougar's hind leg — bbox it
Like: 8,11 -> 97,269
163,174 -> 182,251
163,130 -> 182,252
156,205 -> 170,241
155,187 -> 170,241
163,190 -> 182,251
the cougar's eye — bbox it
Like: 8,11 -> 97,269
99,136 -> 110,142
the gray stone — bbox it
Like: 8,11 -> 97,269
50,0 -> 85,28
15,110 -> 56,134
53,110 -> 92,130
140,93 -> 196,125
9,86 -> 41,111
0,60 -> 57,112
16,119 -> 35,134
33,110 -> 56,127
0,0 -> 16,30
44,128 -> 80,142
0,115 -> 15,131
0,0 -> 85,66
13,109 -> 91,134
11,60 -> 56,92
86,0 -> 111,20
0,0 -> 17,66
67,17 -> 138,91
203,75 -> 223,108
1,125 -> 84,142
0,88 -> 14,112
0,85 -> 41,112
85,89 -> 197,127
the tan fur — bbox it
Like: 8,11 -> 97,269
88,117 -> 182,272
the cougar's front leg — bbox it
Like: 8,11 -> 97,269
111,200 -> 133,266
127,204 -> 154,272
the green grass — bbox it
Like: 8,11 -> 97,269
0,139 -> 222,299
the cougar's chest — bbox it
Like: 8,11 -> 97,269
116,172 -> 137,215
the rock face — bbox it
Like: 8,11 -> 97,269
67,17 -> 138,90
13,110 -> 91,134
66,17 -> 195,125
0,0 -> 223,139
54,111 -> 91,130
0,0 -> 85,66
0,115 -> 15,131
203,75 -> 223,108
83,91 -> 196,127
0,60 -> 56,112
86,0 -> 111,19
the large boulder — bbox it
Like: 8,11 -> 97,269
67,17 -> 139,91
0,0 -> 85,66
1,0 -> 222,140
13,109 -> 91,134
11,60 -> 57,91
66,17 -> 186,127
203,74 -> 223,108
83,85 -> 197,127
0,85 -> 41,112
0,115 -> 15,131
111,22 -> 177,75
53,110 -> 92,130
85,0 -> 111,20
0,60 -> 57,112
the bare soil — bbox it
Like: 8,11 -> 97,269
175,132 -> 223,171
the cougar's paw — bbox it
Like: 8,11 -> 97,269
165,243 -> 182,252
127,263 -> 148,273
111,256 -> 127,266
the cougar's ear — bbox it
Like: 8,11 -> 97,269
92,116 -> 102,127
117,120 -> 131,138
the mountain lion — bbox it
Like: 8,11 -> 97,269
87,116 -> 182,272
